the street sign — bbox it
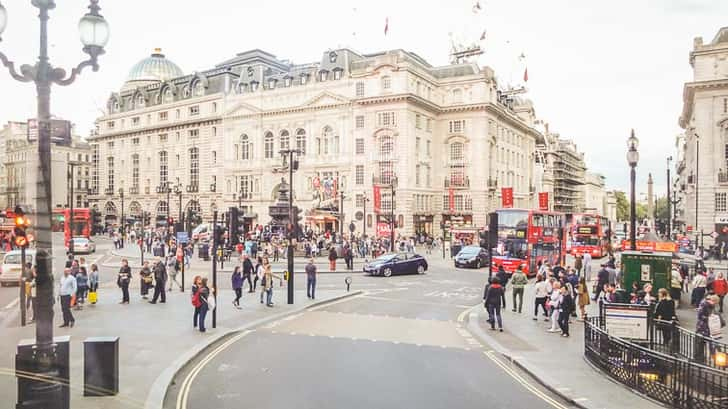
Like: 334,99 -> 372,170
603,304 -> 649,341
711,231 -> 720,239
176,232 -> 190,244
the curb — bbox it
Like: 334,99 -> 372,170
464,308 -> 593,409
144,290 -> 363,409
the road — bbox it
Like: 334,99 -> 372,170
165,257 -> 575,409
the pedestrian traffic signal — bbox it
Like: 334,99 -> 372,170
13,206 -> 30,248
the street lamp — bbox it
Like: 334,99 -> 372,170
118,188 -> 124,247
174,182 -> 183,227
0,3 -> 108,406
362,192 -> 370,239
389,176 -> 398,252
667,156 -> 672,240
626,129 -> 639,251
280,148 -> 301,305
67,161 -> 83,260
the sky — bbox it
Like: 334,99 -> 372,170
0,0 -> 726,197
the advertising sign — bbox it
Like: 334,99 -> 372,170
538,192 -> 549,211
604,304 -> 649,341
176,232 -> 190,244
501,187 -> 514,208
376,222 -> 391,238
373,185 -> 381,214
577,226 -> 597,234
620,240 -> 677,252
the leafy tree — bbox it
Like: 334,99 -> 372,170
615,191 -> 629,221
654,196 -> 669,221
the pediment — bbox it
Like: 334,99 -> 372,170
301,91 -> 350,108
225,101 -> 262,116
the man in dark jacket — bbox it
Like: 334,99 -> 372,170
593,265 -> 610,301
242,254 -> 255,293
150,257 -> 167,304
495,265 -> 510,309
328,247 -> 337,272
484,277 -> 506,331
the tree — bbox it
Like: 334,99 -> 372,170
615,191 -> 629,221
654,196 -> 669,221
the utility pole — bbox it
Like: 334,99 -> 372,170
68,164 -> 75,260
667,156 -> 672,240
212,210 -> 218,328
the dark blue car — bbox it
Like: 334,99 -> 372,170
364,252 -> 428,277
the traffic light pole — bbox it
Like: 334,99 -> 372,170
68,164 -> 74,260
287,150 -> 295,305
20,246 -> 26,326
212,210 -> 218,329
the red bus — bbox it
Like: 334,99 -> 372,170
492,208 -> 566,276
568,213 -> 609,258
53,208 -> 92,248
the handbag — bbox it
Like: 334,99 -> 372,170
88,291 -> 98,304
709,314 -> 722,339
206,294 -> 217,311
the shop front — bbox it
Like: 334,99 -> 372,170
306,210 -> 340,235
413,214 -> 434,236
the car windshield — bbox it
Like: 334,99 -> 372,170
4,254 -> 33,264
375,254 -> 398,262
459,246 -> 480,254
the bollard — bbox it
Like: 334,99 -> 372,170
345,276 -> 352,292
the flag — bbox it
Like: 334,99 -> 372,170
373,185 -> 381,214
523,67 -> 529,82
538,192 -> 549,211
384,17 -> 389,36
480,30 -> 487,41
501,187 -> 514,208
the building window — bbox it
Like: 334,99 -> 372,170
416,165 -> 421,186
159,133 -> 168,143
189,105 -> 200,116
356,115 -> 365,129
415,114 -> 422,129
212,127 -> 217,137
190,148 -> 199,187
212,102 -> 217,112
132,154 -> 140,191
415,137 -> 421,156
107,157 -> 114,191
296,128 -> 306,155
212,151 -> 217,164
300,75 -> 308,85
136,94 -> 145,108
319,71 -> 328,81
132,138 -> 139,146
449,120 -> 464,134
263,132 -> 274,159
189,129 -> 199,138
107,121 -> 115,129
378,135 -> 394,184
333,69 -> 342,80
163,88 -> 174,103
452,88 -> 463,103
194,81 -> 205,96
381,76 -> 391,90
268,79 -> 276,89
182,86 -> 191,98
159,151 -> 168,186
284,77 -> 292,87
356,81 -> 365,97
280,130 -> 290,151
356,138 -> 365,155
724,98 -> 727,113
717,192 -> 727,212
426,140 -> 431,156
356,194 -> 365,208
377,111 -> 396,127
159,111 -> 168,121
240,175 -> 251,199
356,165 -> 364,185
91,144 -> 99,193
241,134 -> 250,160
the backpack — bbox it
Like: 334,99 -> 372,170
191,290 -> 202,308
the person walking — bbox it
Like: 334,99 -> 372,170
533,274 -> 550,321
670,266 -> 683,308
483,277 -> 506,332
25,267 -> 37,322
305,258 -> 317,299
75,266 -> 89,310
117,259 -> 132,304
198,277 -> 211,332
558,285 -> 574,337
262,258 -> 283,307
59,268 -> 76,328
576,276 -> 591,321
582,252 -> 592,281
695,295 -> 719,363
167,255 -> 181,291
150,257 -> 167,304
593,265 -> 610,301
232,266 -> 243,309
548,282 -> 563,333
713,272 -> 728,313
257,257 -> 266,303
691,271 -> 707,307
139,261 -> 153,299
191,276 -> 203,329
655,288 -> 677,345
510,265 -> 528,313
242,254 -> 254,293
574,253 -> 583,276
328,246 -> 337,272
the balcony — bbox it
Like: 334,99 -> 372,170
444,176 -> 470,189
719,172 -> 728,184
186,183 -> 199,193
129,187 -> 139,195
104,187 -> 114,195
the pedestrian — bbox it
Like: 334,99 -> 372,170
59,268 -> 76,328
495,265 -> 510,309
150,257 -> 167,304
583,252 -> 592,281
117,259 -> 132,304
691,271 -> 707,307
75,266 -> 89,309
26,267 -> 37,322
262,257 -> 283,307
191,275 -> 202,329
140,261 -> 153,298
242,254 -> 254,293
483,277 -> 505,332
232,266 -> 243,308
695,295 -> 720,362
574,253 -> 583,276
670,266 -> 683,308
345,246 -> 354,270
510,265 -> 527,313
548,282 -> 563,333
328,246 -> 337,272
198,277 -> 212,332
167,255 -> 181,291
306,258 -> 317,299
714,272 -> 728,313
88,263 -> 99,305
655,288 -> 677,345
593,265 -> 609,301
533,274 -> 550,321
558,285 -> 574,337
576,276 -> 590,321
257,257 -> 265,303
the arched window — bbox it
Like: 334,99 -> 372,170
264,132 -> 274,159
280,130 -> 290,151
240,134 -> 250,160
136,94 -> 145,108
296,128 -> 306,155
189,148 -> 199,187
193,80 -> 205,96
159,151 -> 168,186
163,88 -> 174,103
182,85 -> 191,98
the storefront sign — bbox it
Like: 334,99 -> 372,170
502,187 -> 514,208
376,222 -> 391,237
538,192 -> 549,211
620,240 -> 677,252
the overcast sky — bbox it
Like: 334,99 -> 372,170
0,0 -> 726,197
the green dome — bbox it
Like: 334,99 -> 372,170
125,49 -> 184,84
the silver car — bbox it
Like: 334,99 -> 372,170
70,237 -> 96,254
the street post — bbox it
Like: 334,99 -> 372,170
212,210 -> 218,328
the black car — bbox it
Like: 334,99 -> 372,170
454,246 -> 489,269
364,252 -> 428,277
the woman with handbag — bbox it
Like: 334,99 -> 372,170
88,264 -> 99,305
197,277 -> 212,332
576,276 -> 590,321
262,257 -> 283,307
139,261 -> 153,299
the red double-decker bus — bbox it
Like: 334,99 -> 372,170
492,208 -> 566,276
53,208 -> 92,248
568,213 -> 609,258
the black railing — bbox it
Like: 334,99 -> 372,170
585,317 -> 728,408
650,319 -> 728,371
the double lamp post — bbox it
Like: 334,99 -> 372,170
627,129 -> 639,251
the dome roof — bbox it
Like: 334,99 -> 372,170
124,49 -> 184,84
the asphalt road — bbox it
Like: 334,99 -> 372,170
165,257 -> 576,409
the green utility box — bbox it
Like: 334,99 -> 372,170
620,251 -> 672,295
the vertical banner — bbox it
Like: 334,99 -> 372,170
501,187 -> 514,208
373,185 -> 381,214
538,192 -> 549,211
448,188 -> 455,212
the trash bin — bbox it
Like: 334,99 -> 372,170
83,336 -> 119,397
199,243 -> 209,261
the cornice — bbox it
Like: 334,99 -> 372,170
89,117 -> 222,141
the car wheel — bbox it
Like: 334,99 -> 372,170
383,268 -> 393,277
417,265 -> 425,274
475,260 -> 481,269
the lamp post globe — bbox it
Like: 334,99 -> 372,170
31,0 -> 55,9
0,3 -> 7,37
626,149 -> 639,167
627,129 -> 639,151
79,12 -> 109,48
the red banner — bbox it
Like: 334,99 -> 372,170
538,192 -> 549,211
373,185 -> 381,214
620,240 -> 677,253
376,222 -> 391,238
502,187 -> 514,208
448,188 -> 455,212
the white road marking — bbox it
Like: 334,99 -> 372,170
3,298 -> 19,310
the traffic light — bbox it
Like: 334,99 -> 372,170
292,206 -> 304,238
13,206 -> 31,248
229,207 -> 240,245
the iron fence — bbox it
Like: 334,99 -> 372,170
649,319 -> 728,371
585,317 -> 728,408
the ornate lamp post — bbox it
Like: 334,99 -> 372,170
0,2 -> 109,407
626,130 -> 639,251
279,148 -> 301,304
389,176 -> 398,252
118,187 -> 124,247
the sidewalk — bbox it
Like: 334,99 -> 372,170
0,278 -> 354,409
466,283 -> 665,409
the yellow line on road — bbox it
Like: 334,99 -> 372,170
457,304 -> 481,323
176,330 -> 252,409
483,351 -> 568,409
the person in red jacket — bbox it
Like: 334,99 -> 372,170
713,271 -> 728,313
